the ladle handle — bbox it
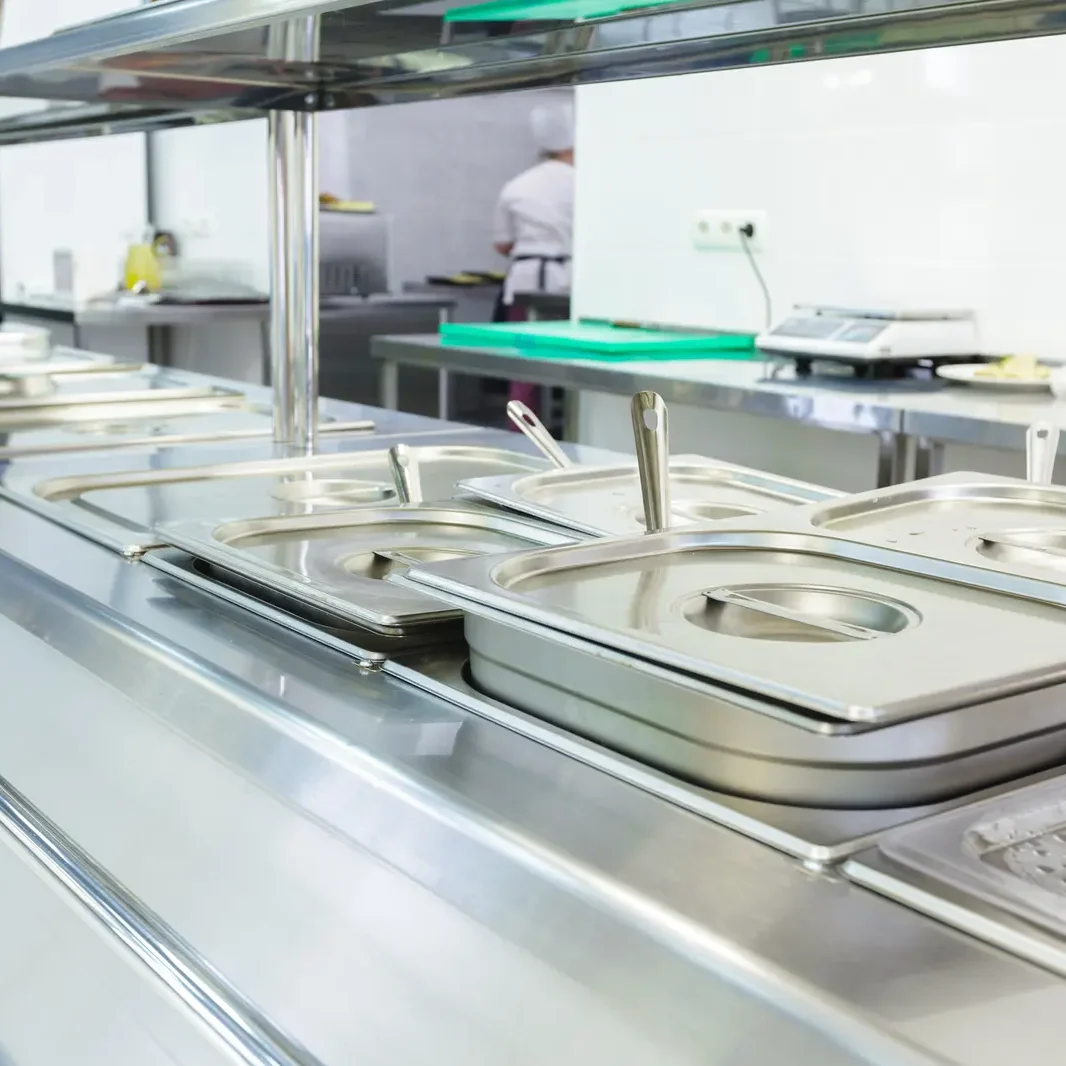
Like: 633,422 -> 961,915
506,400 -> 572,469
631,390 -> 671,534
1027,422 -> 1060,485
388,443 -> 423,504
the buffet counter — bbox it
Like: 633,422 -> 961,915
0,359 -> 1065,1066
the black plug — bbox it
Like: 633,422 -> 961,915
739,222 -> 756,239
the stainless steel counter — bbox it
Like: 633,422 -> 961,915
371,335 -> 1066,486
2,377 -> 1066,1065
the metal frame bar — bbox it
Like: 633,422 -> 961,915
268,18 -> 320,448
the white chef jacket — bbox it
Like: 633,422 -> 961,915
493,159 -> 574,305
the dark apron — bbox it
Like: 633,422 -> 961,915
491,254 -> 571,323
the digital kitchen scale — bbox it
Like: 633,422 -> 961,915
756,306 -> 982,378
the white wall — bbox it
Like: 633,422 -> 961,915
572,36 -> 1066,488
0,0 -> 148,306
151,119 -> 270,291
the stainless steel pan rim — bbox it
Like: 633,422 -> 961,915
161,503 -> 576,635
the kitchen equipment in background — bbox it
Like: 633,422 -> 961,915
319,205 -> 390,298
123,228 -> 162,293
757,306 -> 981,378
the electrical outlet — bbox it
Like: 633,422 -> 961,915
693,210 -> 768,252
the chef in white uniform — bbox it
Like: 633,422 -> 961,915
492,102 -> 574,320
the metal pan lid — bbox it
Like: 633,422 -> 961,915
160,503 -> 577,635
404,527 -> 1066,725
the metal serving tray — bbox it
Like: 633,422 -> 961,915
0,374 -> 237,409
1,433 -> 550,555
0,394 -> 374,458
398,530 -> 1066,806
407,529 -> 1066,725
158,502 -> 576,645
390,575 -> 1066,808
846,775 -> 1066,977
460,455 -> 840,536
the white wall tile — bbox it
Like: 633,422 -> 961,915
573,36 -> 1066,358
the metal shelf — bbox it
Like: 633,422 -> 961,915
0,0 -> 1061,127
0,102 -> 251,145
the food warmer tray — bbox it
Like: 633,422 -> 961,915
156,502 -> 576,653
0,394 -> 374,459
846,775 -> 1066,977
459,455 -> 840,536
0,433 -> 552,556
400,529 -> 1066,807
384,645 -> 1066,861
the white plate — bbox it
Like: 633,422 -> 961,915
936,363 -> 1052,391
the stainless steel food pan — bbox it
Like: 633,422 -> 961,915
1,433 -> 549,555
847,775 -> 1066,976
0,394 -> 374,459
0,347 -> 143,383
803,471 -> 1066,597
405,528 -> 1066,726
386,644 -> 1066,845
460,455 -> 840,536
445,602 -> 1066,808
159,501 -> 576,639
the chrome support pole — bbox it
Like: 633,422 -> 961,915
268,18 -> 320,450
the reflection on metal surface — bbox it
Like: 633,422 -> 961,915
0,0 -> 1065,123
0,772 -> 323,1066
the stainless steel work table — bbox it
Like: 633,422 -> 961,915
1,493 -> 1064,1066
371,335 -> 1066,485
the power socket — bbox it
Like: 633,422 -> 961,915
693,210 -> 768,252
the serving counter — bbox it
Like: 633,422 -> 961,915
0,360 -> 1061,1066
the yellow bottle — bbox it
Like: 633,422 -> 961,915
123,232 -> 162,293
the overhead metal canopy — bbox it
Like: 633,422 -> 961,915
0,0 -> 1059,125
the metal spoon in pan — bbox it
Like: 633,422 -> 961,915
631,390 -> 671,534
388,443 -> 423,504
506,400 -> 573,469
1026,421 -> 1060,486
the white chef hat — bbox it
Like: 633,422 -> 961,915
531,103 -> 575,154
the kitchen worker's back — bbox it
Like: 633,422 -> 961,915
493,103 -> 575,310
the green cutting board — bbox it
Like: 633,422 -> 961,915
440,321 -> 756,361
444,0 -> 680,21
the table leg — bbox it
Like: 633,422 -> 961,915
381,362 -> 400,410
438,369 -> 451,421
259,321 -> 271,386
875,430 -> 908,488
913,437 -> 945,481
562,389 -> 580,443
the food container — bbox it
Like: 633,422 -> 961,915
460,455 -> 839,536
402,528 -> 1066,807
157,501 -> 577,658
